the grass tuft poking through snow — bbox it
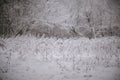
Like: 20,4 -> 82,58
0,35 -> 120,80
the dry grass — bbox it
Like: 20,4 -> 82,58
0,35 -> 120,80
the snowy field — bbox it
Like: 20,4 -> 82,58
0,35 -> 120,80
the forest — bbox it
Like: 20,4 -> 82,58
0,0 -> 120,38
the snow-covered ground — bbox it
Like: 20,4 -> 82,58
0,35 -> 120,80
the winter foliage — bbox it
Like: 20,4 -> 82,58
0,35 -> 120,80
0,0 -> 120,38
0,0 -> 120,80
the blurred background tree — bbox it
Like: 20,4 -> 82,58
0,0 -> 120,38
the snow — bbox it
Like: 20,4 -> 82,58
0,35 -> 120,80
